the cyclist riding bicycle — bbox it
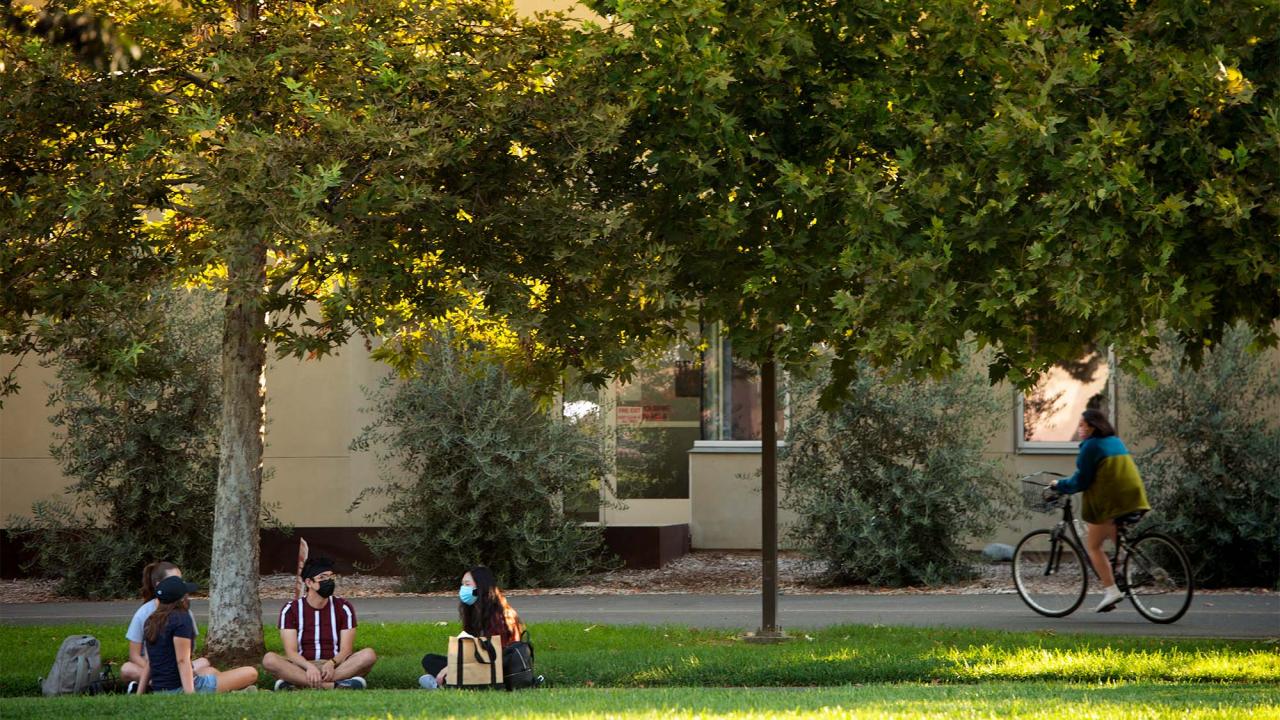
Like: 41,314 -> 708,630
1049,408 -> 1151,612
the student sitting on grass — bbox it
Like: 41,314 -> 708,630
136,576 -> 258,694
420,566 -> 525,688
122,561 -> 211,692
262,556 -> 377,690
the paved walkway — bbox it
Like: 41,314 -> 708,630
2,593 -> 1276,638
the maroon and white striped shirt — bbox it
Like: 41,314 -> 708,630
278,597 -> 357,661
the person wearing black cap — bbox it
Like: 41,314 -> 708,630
262,556 -> 377,690
136,576 -> 258,694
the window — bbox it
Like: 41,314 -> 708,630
1017,349 -> 1115,453
613,345 -> 701,499
698,323 -> 787,443
565,324 -> 790,513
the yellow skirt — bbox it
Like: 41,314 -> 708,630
1081,454 -> 1151,524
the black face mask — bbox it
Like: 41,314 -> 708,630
316,579 -> 336,598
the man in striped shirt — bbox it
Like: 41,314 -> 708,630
262,556 -> 378,690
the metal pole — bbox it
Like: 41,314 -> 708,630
759,357 -> 780,636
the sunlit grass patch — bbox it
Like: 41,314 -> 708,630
941,644 -> 1280,682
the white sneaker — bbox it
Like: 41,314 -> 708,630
125,681 -> 138,695
418,674 -> 439,690
1095,585 -> 1125,613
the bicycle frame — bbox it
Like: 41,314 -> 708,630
1045,491 -> 1133,590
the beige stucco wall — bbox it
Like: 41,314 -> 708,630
259,349 -> 392,526
8,343 -> 1277,547
0,348 -> 394,529
689,449 -> 800,549
0,358 -> 67,519
602,499 -> 690,527
515,0 -> 594,17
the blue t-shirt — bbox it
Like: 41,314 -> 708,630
126,600 -> 199,645
143,611 -> 197,691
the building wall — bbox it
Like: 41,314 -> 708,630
0,360 -> 65,521
8,342 -> 1279,551
0,349 -> 395,531
689,448 -> 800,550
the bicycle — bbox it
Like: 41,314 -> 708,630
1011,471 -> 1194,623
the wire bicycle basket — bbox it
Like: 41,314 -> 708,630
1021,475 -> 1067,514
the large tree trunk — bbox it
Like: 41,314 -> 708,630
204,241 -> 268,664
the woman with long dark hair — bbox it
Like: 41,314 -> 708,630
136,576 -> 257,694
420,566 -> 524,688
1051,409 -> 1152,612
121,561 -> 210,689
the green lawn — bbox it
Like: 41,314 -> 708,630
0,684 -> 1277,719
2,621 -> 1276,698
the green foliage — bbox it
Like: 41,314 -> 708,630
781,355 -> 1013,586
0,1 -> 189,401
586,0 -> 1280,393
351,337 -> 616,590
1,0 -> 689,421
7,291 -> 222,598
1125,324 -> 1280,588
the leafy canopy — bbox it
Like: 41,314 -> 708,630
1,0 -> 685,401
585,0 -> 1279,393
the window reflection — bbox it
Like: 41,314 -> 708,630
614,345 -> 700,499
1021,350 -> 1111,444
700,323 -> 786,441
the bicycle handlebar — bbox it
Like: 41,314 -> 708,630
1017,470 -> 1066,484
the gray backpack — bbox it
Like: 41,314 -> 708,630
40,635 -> 105,696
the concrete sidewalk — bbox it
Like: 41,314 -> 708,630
2,593 -> 1276,639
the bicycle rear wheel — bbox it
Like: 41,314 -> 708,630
1013,529 -> 1088,617
1124,531 -> 1194,624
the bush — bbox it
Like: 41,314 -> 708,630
8,291 -> 222,598
351,338 -> 615,590
1125,324 -> 1280,588
781,355 -> 1013,587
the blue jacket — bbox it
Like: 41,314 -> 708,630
1055,435 -> 1128,494
1055,434 -> 1150,523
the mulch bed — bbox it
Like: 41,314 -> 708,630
1,551 -> 1269,603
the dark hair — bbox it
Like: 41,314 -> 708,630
141,561 -> 179,600
301,556 -> 335,581
1081,409 -> 1116,438
143,596 -> 190,645
459,566 -> 522,641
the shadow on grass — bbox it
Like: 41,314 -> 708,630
0,684 -> 1277,720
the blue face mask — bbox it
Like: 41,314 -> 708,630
459,585 -> 477,606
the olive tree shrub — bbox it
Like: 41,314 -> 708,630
351,339 -> 615,590
781,355 -> 1013,587
9,291 -> 222,598
1126,324 -> 1280,588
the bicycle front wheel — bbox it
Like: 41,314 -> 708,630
1013,529 -> 1088,617
1124,532 -> 1194,624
